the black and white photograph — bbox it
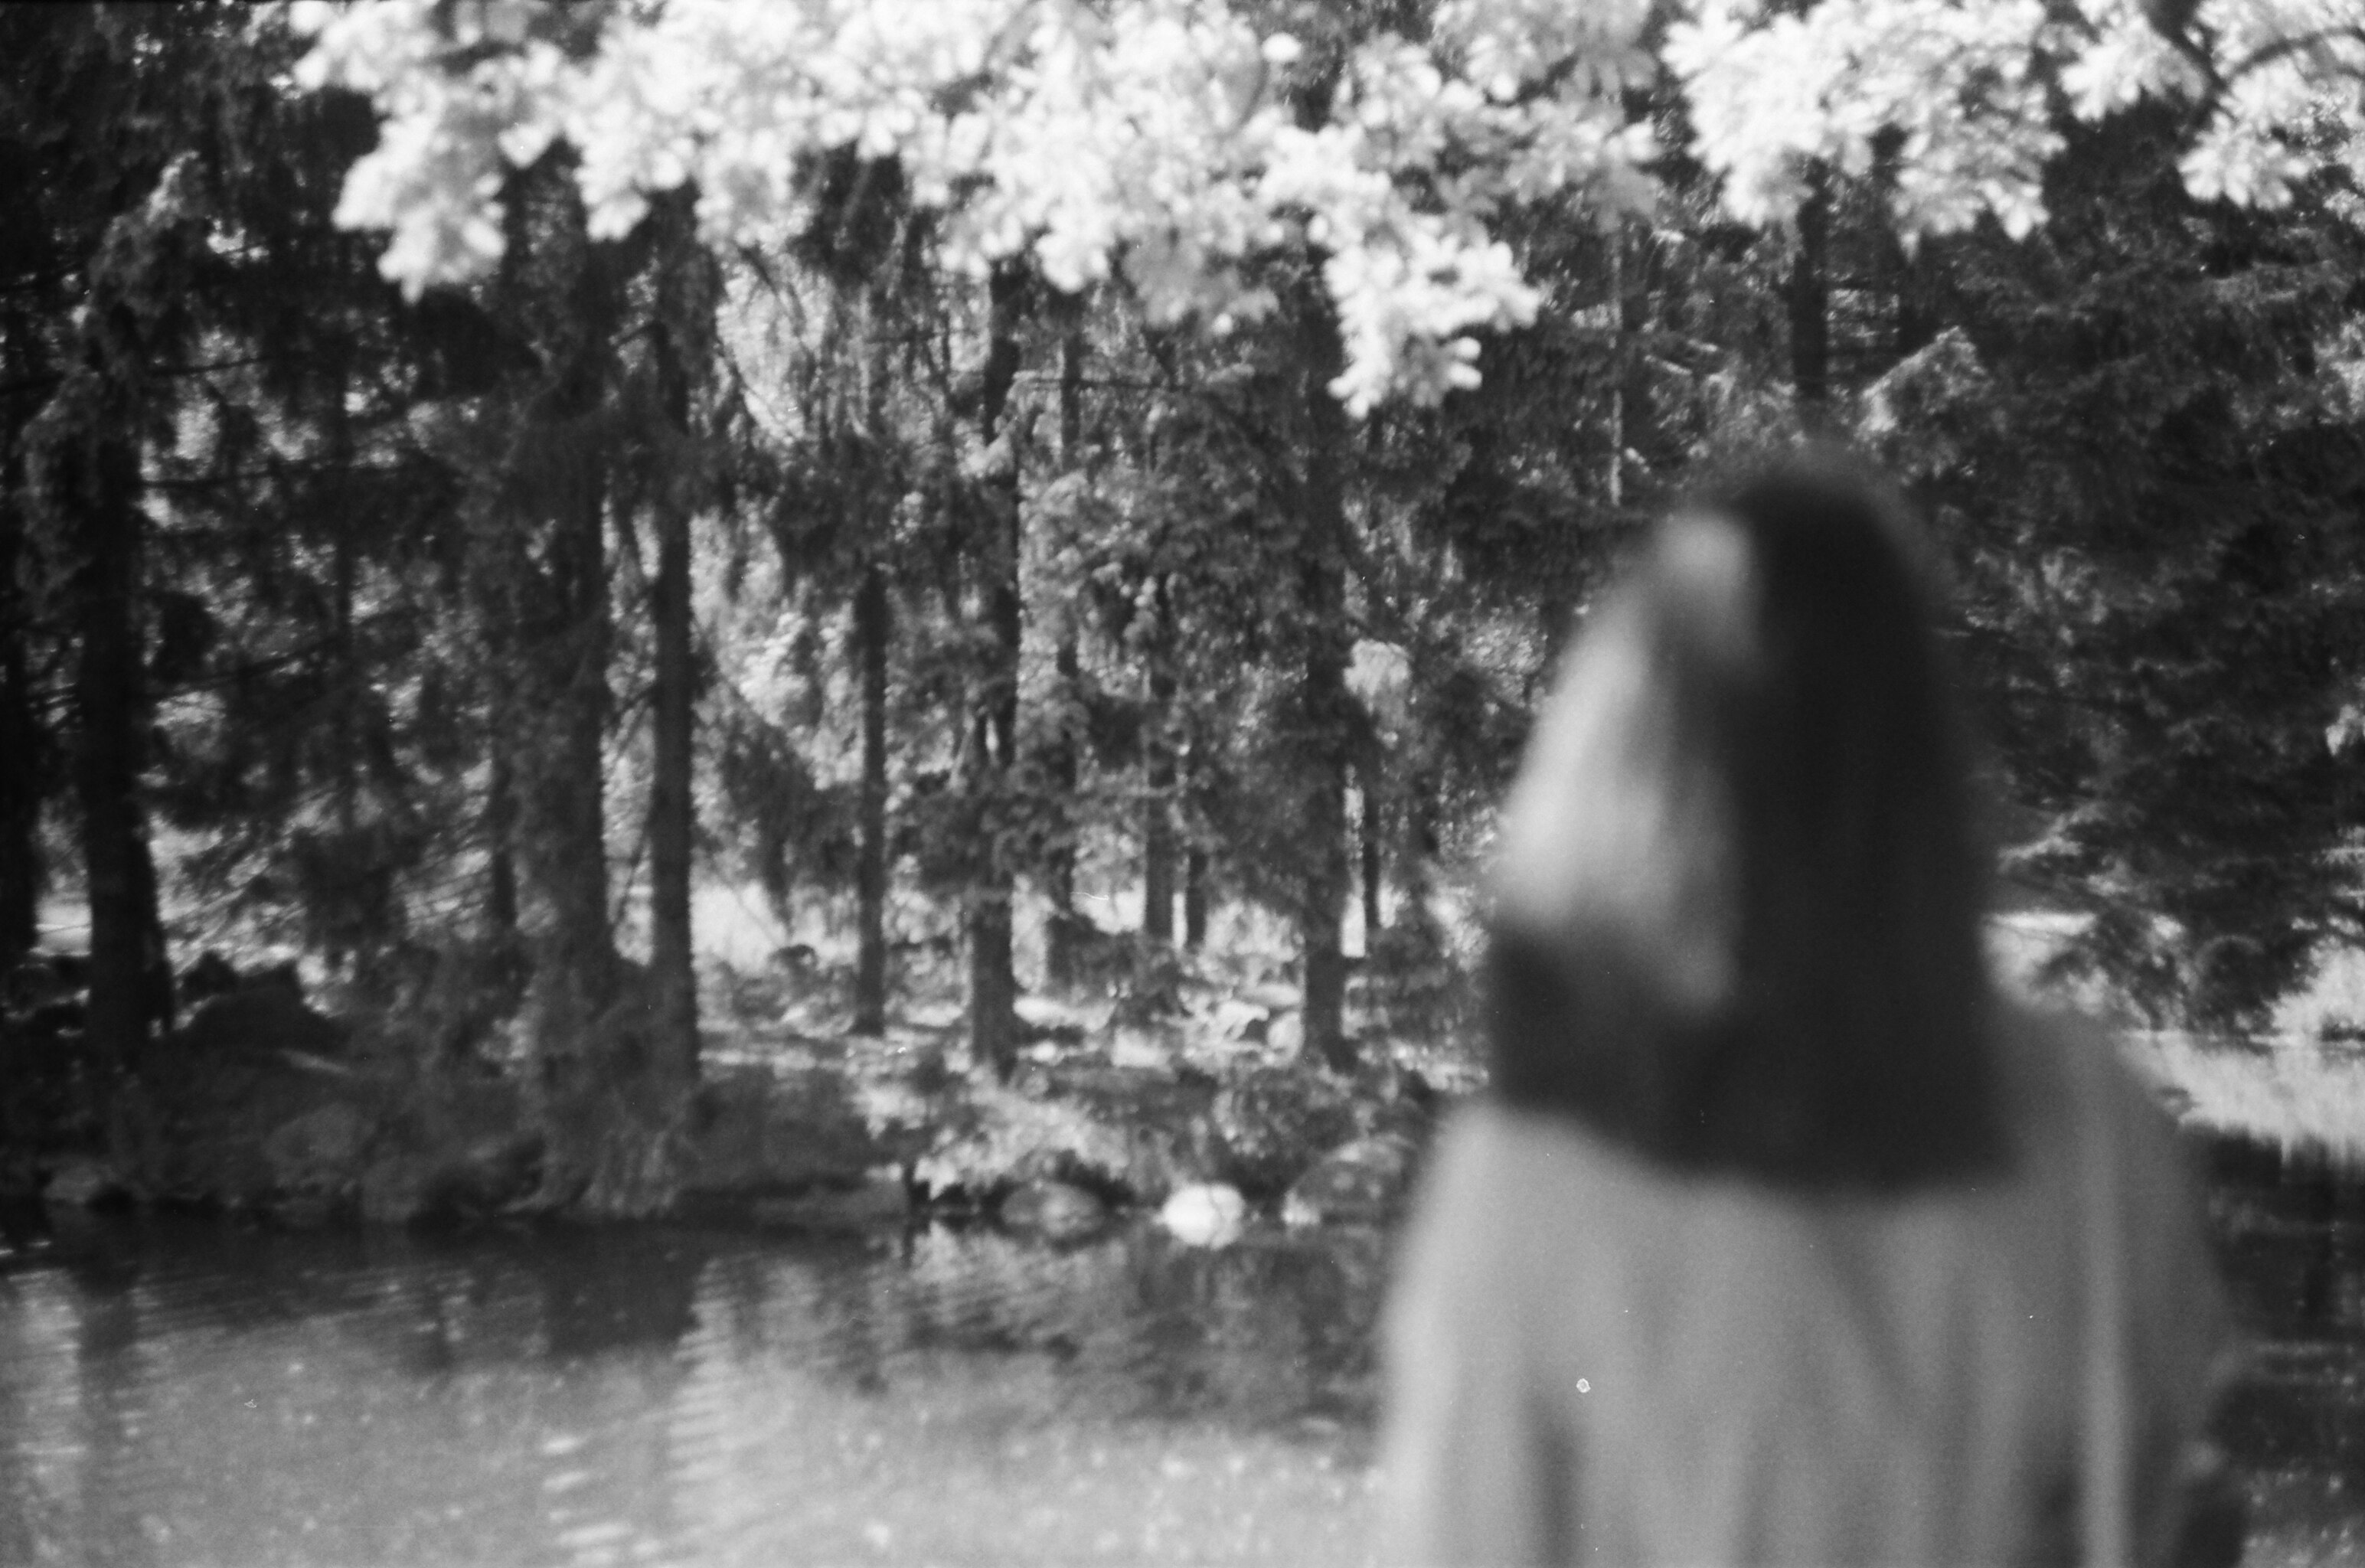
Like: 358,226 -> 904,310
2,1 -> 2363,1563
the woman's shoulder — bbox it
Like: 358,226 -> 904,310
1423,1097 -> 1632,1197
1992,1001 -> 2188,1169
1402,1101 -> 1632,1258
1994,1001 -> 2222,1309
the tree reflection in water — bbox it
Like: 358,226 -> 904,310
0,1216 -> 1387,1565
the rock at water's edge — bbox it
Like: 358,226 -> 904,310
751,1175 -> 911,1232
1159,1182 -> 1248,1248
263,1102 -> 374,1194
1000,1178 -> 1110,1243
1282,1133 -> 1419,1228
43,1156 -> 126,1210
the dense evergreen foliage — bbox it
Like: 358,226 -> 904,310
5,1 -> 2365,1204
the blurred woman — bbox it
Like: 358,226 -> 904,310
1380,459 -> 2229,1566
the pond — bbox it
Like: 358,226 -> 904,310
1,1160 -> 2360,1568
2206,1158 -> 2365,1568
0,1217 -> 1385,1567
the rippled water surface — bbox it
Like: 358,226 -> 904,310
5,1163 -> 2363,1568
0,1217 -> 1384,1567
2205,1171 -> 2365,1568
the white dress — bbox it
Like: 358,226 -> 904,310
1380,1007 -> 2229,1567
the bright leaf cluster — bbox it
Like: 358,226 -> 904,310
1668,0 -> 2365,243
293,0 -> 1659,414
293,0 -> 2364,408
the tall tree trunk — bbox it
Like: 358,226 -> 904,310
1181,722 -> 1208,951
646,322 -> 698,1082
328,356 -> 361,861
853,564 -> 890,1034
1043,318 -> 1086,989
1609,220 -> 1655,511
1142,580 -> 1175,946
1607,224 -> 1625,510
1295,292 -> 1353,1073
1142,760 -> 1175,944
545,449 -> 616,999
327,515 -> 363,971
1788,171 -> 1832,423
1361,773 -> 1384,946
1895,238 -> 1935,361
512,416 -> 621,1162
966,265 -> 1024,1077
0,444 -> 41,966
1184,848 -> 1209,951
485,738 -> 518,939
1399,766 -> 1439,943
72,433 -> 169,1072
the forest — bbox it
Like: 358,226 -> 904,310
6,0 -> 2365,1226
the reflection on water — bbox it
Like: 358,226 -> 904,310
2208,1174 -> 2365,1567
0,1219 -> 1384,1567
5,1168 -> 2362,1567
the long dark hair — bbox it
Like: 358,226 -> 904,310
1486,458 -> 2004,1189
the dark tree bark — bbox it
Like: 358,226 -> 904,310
487,171 -> 651,1207
1295,293 -> 1354,1072
1142,580 -> 1176,946
1399,766 -> 1439,940
966,264 -> 1025,1076
1042,318 -> 1086,989
325,509 -> 364,969
1361,772 -> 1384,945
514,426 -> 619,1040
1181,721 -> 1210,950
72,432 -> 170,1070
485,739 -> 518,939
853,564 -> 890,1034
1788,171 -> 1832,422
1142,766 -> 1176,943
1184,848 -> 1208,951
0,446 -> 41,966
646,321 -> 698,1082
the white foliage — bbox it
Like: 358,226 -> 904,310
296,0 -> 1657,412
2177,0 -> 2365,211
296,0 -> 2365,410
1665,0 -> 2365,243
1666,0 -> 2061,240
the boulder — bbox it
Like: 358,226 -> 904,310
675,1069 -> 913,1207
998,1178 -> 1110,1243
1211,1066 -> 1356,1197
178,949 -> 241,1008
913,1067 -> 1217,1205
436,1132 -> 543,1215
1282,1133 -> 1419,1228
178,983 -> 348,1060
263,1102 -> 374,1194
751,1174 -> 911,1232
43,1155 -> 127,1210
359,1153 -> 438,1226
124,1024 -> 394,1207
1158,1182 -> 1248,1248
356,1132 -> 542,1227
